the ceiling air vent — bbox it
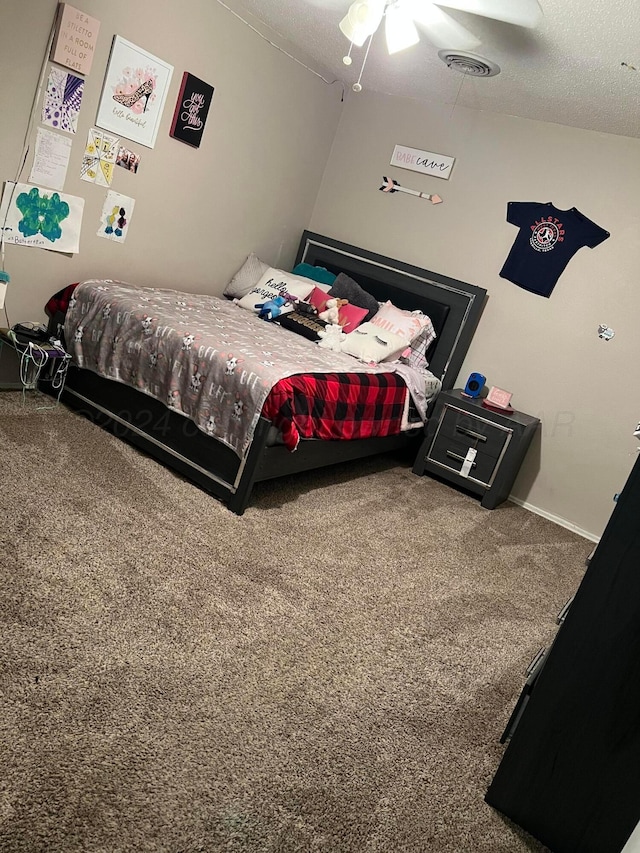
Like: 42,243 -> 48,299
437,50 -> 501,77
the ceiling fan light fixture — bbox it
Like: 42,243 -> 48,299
339,0 -> 385,47
385,3 -> 420,54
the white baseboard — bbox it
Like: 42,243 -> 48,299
508,495 -> 600,544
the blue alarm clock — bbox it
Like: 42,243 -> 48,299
462,372 -> 486,398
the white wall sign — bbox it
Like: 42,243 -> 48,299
390,144 -> 455,180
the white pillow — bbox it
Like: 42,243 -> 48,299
340,322 -> 410,364
370,300 -> 435,345
224,253 -> 269,299
236,267 -> 315,313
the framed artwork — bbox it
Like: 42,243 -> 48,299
96,36 -> 173,149
50,4 -> 100,76
169,72 -> 214,148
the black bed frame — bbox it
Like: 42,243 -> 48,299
55,232 -> 487,514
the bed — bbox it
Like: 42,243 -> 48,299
51,231 -> 487,514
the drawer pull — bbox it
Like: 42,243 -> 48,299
455,426 -> 487,442
446,450 -> 477,467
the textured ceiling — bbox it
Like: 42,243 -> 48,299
229,0 -> 640,139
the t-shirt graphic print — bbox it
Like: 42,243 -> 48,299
499,202 -> 609,297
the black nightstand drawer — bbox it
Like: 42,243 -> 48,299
413,389 -> 540,510
428,435 -> 500,486
438,405 -> 510,458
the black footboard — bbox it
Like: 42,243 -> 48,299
54,366 -> 421,514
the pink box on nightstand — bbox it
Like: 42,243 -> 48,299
482,386 -> 514,413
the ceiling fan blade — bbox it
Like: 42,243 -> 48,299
385,4 -> 420,54
409,2 -> 481,50
435,0 -> 543,29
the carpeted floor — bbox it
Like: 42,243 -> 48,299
0,391 -> 591,852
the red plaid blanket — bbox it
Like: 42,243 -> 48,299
44,283 -> 79,319
262,372 -> 407,451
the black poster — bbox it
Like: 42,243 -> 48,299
169,72 -> 214,149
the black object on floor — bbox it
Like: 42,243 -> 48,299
485,454 -> 640,853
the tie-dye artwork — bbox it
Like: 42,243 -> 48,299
0,181 -> 83,253
80,128 -> 118,186
42,67 -> 84,134
97,190 -> 135,243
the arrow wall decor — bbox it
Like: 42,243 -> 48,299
379,176 -> 442,204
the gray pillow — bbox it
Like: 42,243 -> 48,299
329,273 -> 379,322
224,253 -> 269,299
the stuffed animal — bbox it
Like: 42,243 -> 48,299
255,295 -> 288,320
318,297 -> 348,325
317,323 -> 347,351
295,300 -> 318,317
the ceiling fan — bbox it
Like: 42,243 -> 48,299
336,0 -> 543,91
339,0 -> 543,57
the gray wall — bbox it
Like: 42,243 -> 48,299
0,0 -> 343,323
310,90 -> 640,539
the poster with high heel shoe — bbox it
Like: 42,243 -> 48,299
96,36 -> 173,149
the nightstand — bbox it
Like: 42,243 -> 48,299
412,388 -> 540,509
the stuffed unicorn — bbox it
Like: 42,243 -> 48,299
317,323 -> 347,352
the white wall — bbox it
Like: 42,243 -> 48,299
623,822 -> 640,853
0,0 -> 343,323
310,90 -> 640,538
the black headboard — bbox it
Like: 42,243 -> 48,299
295,231 -> 487,391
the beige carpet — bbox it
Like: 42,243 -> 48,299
0,391 -> 591,852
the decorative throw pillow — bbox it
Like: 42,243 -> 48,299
340,322 -> 410,364
236,267 -> 315,313
306,287 -> 369,333
370,301 -> 436,348
224,253 -> 269,299
328,273 -> 379,321
278,311 -> 327,341
292,263 -> 337,288
338,303 -> 369,334
307,286 -> 330,313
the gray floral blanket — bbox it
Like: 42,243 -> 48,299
65,280 -> 422,459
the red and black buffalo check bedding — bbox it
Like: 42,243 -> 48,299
261,371 -> 408,451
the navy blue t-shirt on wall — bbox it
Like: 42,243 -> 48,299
499,202 -> 610,297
